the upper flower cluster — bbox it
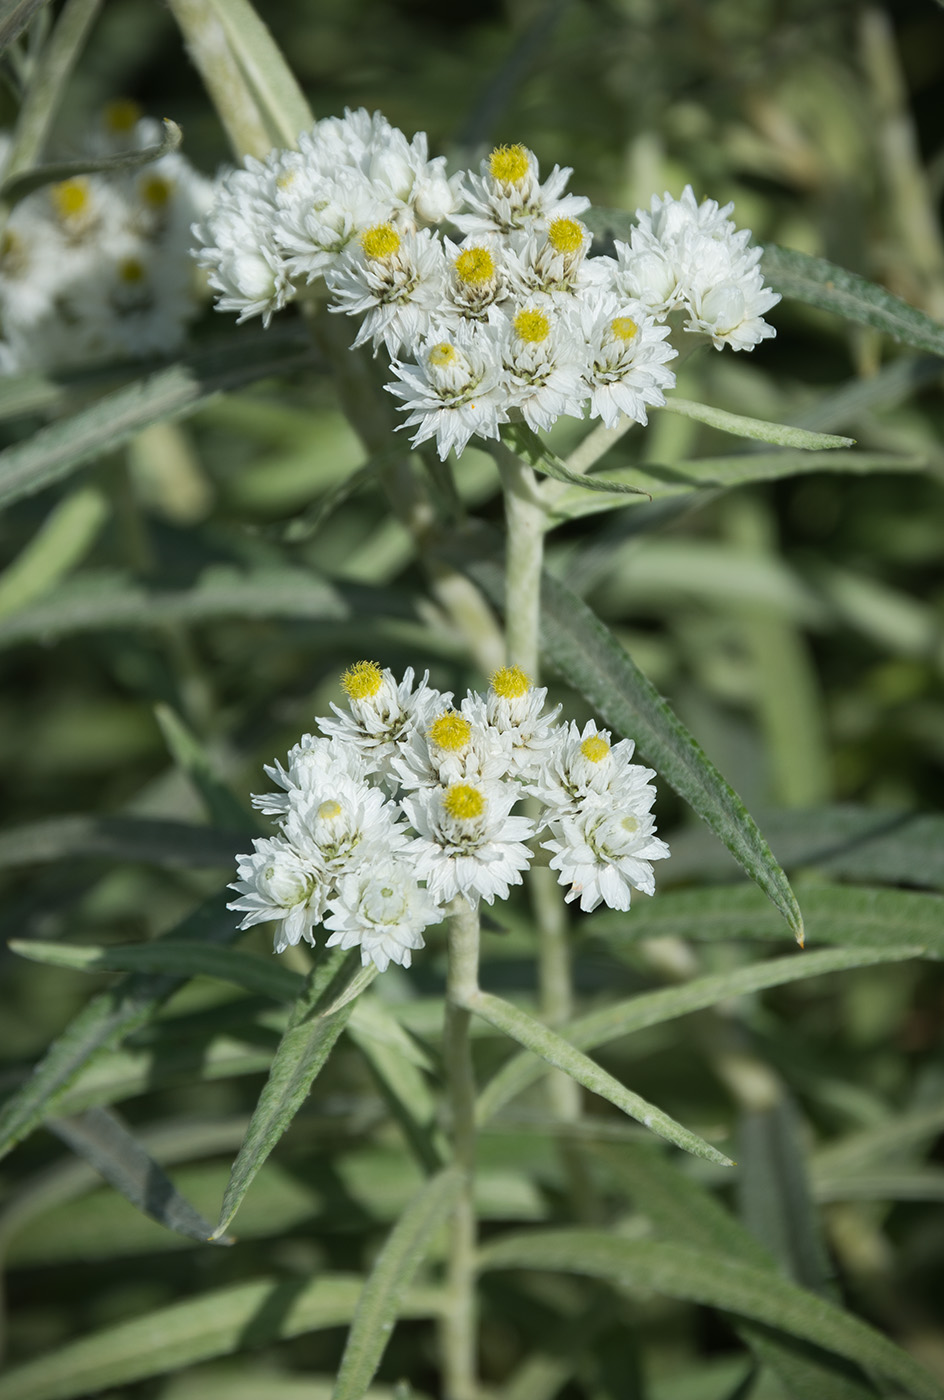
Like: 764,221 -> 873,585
229,661 -> 669,972
193,109 -> 781,459
0,104 -> 214,373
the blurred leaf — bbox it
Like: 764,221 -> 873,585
479,1231 -> 944,1400
9,938 -> 302,1003
0,1274 -> 442,1400
200,0 -> 312,149
0,566 -> 416,649
478,943 -> 921,1124
466,988 -> 734,1167
154,703 -> 256,833
332,1167 -> 463,1400
813,1169 -> 944,1203
761,245 -> 944,357
0,0 -> 47,52
214,951 -> 373,1238
46,1106 -> 229,1245
0,893 -> 236,1162
1,118 -> 181,206
0,486 -> 108,618
347,996 -> 444,1174
0,331 -> 316,511
659,398 -> 854,450
586,883 -> 944,956
0,814 -> 243,870
538,567 -> 804,942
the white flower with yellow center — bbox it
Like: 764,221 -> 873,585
394,704 -> 512,789
496,302 -> 587,433
578,292 -> 677,428
227,836 -> 326,952
284,773 -> 409,884
318,660 -> 445,776
461,665 -> 561,778
254,733 -> 373,817
404,780 -> 535,906
528,719 -> 656,815
437,235 -> 513,327
324,858 -> 443,971
542,800 -> 670,912
454,143 -> 589,236
510,216 -> 604,298
326,222 -> 446,355
386,326 -> 507,459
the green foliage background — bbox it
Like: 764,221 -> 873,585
1,1 -> 943,1398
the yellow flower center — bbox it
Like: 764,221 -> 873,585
361,223 -> 401,259
514,308 -> 550,343
621,814 -> 639,834
341,660 -> 384,700
580,735 -> 610,763
103,99 -> 142,134
610,316 -> 638,342
277,170 -> 297,190
118,258 -> 146,284
489,143 -> 530,185
428,342 -> 457,368
491,665 -> 531,699
454,246 -> 495,286
318,800 -> 343,821
141,174 -> 172,208
52,179 -> 90,223
429,712 -> 472,751
548,218 -> 584,255
444,783 -> 485,820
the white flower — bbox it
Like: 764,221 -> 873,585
193,165 -> 293,325
496,301 -> 587,433
227,837 -> 326,952
317,661 -> 445,778
528,719 -> 656,815
437,234 -> 514,328
453,143 -> 589,236
479,665 -> 561,778
508,216 -> 600,299
283,772 -> 409,879
403,779 -> 536,906
578,292 -> 677,428
386,325 -> 507,459
324,858 -> 443,971
326,222 -> 446,356
253,733 -> 373,817
393,701 -> 512,789
683,241 -> 780,351
543,800 -> 670,912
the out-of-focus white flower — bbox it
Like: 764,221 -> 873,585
324,858 -> 443,970
403,779 -> 535,906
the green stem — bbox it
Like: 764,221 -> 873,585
494,438 -> 545,679
442,899 -> 481,1400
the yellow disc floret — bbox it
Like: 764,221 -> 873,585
141,174 -> 172,208
118,257 -> 146,284
104,99 -> 142,134
491,665 -> 531,699
610,316 -> 638,342
489,143 -> 530,185
318,799 -> 343,821
429,711 -> 472,751
580,734 -> 610,764
454,246 -> 495,286
443,783 -> 485,820
548,218 -> 584,255
51,178 -> 91,223
514,308 -> 551,343
361,223 -> 401,259
341,660 -> 384,700
428,342 -> 458,368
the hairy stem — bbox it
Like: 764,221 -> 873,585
442,899 -> 481,1400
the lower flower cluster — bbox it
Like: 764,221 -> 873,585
229,661 -> 670,971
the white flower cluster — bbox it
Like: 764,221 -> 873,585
229,660 -> 670,972
0,103 -> 214,373
193,108 -> 780,459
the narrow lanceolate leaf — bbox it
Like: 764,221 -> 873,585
332,1168 -> 464,1400
0,1274 -> 443,1400
465,989 -> 733,1168
46,1107 -> 229,1245
0,814 -> 243,870
479,1232 -> 944,1400
0,894 -> 237,1162
0,331 -> 315,511
202,0 -> 313,149
539,569 -> 804,941
476,944 -> 921,1125
658,398 -> 853,450
502,423 -> 651,496
214,951 -> 373,1238
0,119 -> 181,206
9,938 -> 303,1004
0,0 -> 48,54
761,244 -> 944,358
